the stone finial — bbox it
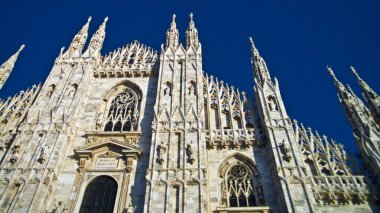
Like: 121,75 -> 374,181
350,66 -> 361,80
327,66 -> 342,87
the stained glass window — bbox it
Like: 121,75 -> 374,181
79,176 -> 117,213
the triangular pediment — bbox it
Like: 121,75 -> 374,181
75,138 -> 142,159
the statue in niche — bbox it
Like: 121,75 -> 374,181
67,84 -> 78,97
95,112 -> 103,130
186,141 -> 196,164
163,81 -> 172,96
267,95 -> 278,111
53,200 -> 68,213
280,140 -> 292,162
156,141 -> 167,165
38,146 -> 47,164
188,81 -> 196,96
46,84 -> 56,97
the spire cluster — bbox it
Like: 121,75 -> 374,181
165,13 -> 200,50
327,66 -> 380,180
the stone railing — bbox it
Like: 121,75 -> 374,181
306,175 -> 371,204
204,128 -> 257,148
94,64 -> 157,78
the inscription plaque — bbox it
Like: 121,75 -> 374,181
96,158 -> 118,168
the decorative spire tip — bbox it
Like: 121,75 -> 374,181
172,14 -> 176,21
20,44 -> 25,51
104,17 -> 109,22
249,37 -> 254,45
190,12 -> 193,20
327,66 -> 335,77
88,16 -> 92,23
350,66 -> 360,79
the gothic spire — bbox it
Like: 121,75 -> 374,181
327,66 -> 373,127
87,17 -> 108,56
165,14 -> 179,50
350,66 -> 380,123
328,66 -> 380,180
67,17 -> 92,54
0,44 -> 25,90
249,36 -> 271,86
327,66 -> 345,92
185,13 -> 200,49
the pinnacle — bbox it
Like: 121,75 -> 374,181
326,66 -> 336,79
249,37 -> 254,45
189,12 -> 193,20
350,66 -> 361,80
19,44 -> 25,51
249,36 -> 259,55
88,16 -> 92,23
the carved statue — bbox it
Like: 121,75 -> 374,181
186,141 -> 196,164
46,84 -> 55,97
52,200 -> 67,213
280,140 -> 292,162
95,112 -> 103,130
38,147 -> 47,164
164,82 -> 171,96
188,81 -> 196,96
267,96 -> 278,111
67,84 -> 77,97
156,141 -> 166,165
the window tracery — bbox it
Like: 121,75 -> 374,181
225,164 -> 256,207
104,87 -> 139,132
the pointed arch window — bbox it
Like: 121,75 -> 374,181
104,87 -> 139,131
79,176 -> 117,213
226,164 -> 256,207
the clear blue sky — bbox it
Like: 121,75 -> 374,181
1,0 -> 379,152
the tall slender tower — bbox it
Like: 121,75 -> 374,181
327,67 -> 380,181
251,37 -> 315,212
145,13 -> 208,212
0,17 -> 109,212
0,44 -> 25,90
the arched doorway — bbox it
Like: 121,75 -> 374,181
79,176 -> 117,213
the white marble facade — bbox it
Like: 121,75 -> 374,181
0,14 -> 378,213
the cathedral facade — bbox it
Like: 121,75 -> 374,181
0,14 -> 378,213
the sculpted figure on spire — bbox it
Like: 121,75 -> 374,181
0,44 -> 25,90
185,13 -> 200,49
165,14 -> 179,50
